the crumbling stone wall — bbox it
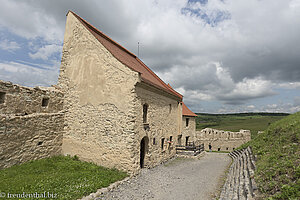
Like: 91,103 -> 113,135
0,80 -> 63,115
196,128 -> 251,151
0,80 -> 64,169
181,116 -> 196,145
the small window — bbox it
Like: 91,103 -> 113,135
226,147 -> 229,150
186,118 -> 189,127
161,138 -> 165,150
177,135 -> 182,145
143,104 -> 148,123
0,92 -> 6,104
185,136 -> 189,146
153,138 -> 156,145
37,141 -> 43,146
218,147 -> 221,151
169,104 -> 172,114
42,97 -> 49,107
233,148 -> 235,150
169,136 -> 173,142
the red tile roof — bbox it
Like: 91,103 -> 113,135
69,11 -> 182,100
182,102 -> 197,117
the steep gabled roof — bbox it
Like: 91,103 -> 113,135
182,102 -> 197,117
69,11 -> 182,100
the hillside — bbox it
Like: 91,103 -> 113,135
240,112 -> 300,199
196,113 -> 288,138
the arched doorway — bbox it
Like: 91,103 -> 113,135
140,136 -> 149,168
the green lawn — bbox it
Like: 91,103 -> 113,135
0,156 -> 128,200
196,113 -> 288,138
239,112 -> 300,199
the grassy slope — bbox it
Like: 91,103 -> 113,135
196,113 -> 287,138
0,156 -> 128,200
239,112 -> 300,199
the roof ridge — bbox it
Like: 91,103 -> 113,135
68,10 -> 182,99
69,11 -> 137,58
136,58 -> 183,98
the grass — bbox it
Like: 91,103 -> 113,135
0,155 -> 128,200
239,112 -> 300,199
196,113 -> 288,138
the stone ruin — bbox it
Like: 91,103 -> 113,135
196,128 -> 251,152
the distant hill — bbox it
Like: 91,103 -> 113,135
195,112 -> 290,117
195,113 -> 288,137
239,112 -> 300,199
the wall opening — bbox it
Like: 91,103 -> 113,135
0,92 -> 6,104
37,141 -> 43,146
140,136 -> 149,168
168,136 -> 173,148
186,118 -> 189,127
177,135 -> 182,145
209,144 -> 212,150
226,147 -> 229,150
42,97 -> 49,107
218,147 -> 221,151
161,138 -> 165,150
169,104 -> 172,114
153,138 -> 156,145
143,104 -> 148,123
185,136 -> 189,146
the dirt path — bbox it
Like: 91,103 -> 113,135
97,152 -> 231,200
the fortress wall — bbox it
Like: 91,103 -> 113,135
58,12 -> 140,173
0,81 -> 64,169
0,80 -> 63,115
196,128 -> 251,151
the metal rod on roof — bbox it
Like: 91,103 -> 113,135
138,42 -> 140,57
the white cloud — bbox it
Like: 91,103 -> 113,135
278,82 -> 300,90
0,39 -> 20,52
0,61 -> 59,87
0,0 -> 299,113
29,44 -> 62,60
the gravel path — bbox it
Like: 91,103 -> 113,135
97,152 -> 231,200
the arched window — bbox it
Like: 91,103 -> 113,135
143,104 -> 148,123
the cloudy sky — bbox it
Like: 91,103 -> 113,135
0,0 -> 300,113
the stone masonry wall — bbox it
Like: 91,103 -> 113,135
181,116 -> 196,145
58,12 -> 140,173
0,80 -> 64,169
196,128 -> 251,151
134,84 -> 182,169
0,80 -> 63,115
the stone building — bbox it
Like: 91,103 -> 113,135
196,128 -> 251,151
58,11 -> 185,174
0,11 -> 251,173
180,102 -> 197,146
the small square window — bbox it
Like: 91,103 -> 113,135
0,92 -> 5,104
42,97 -> 49,107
